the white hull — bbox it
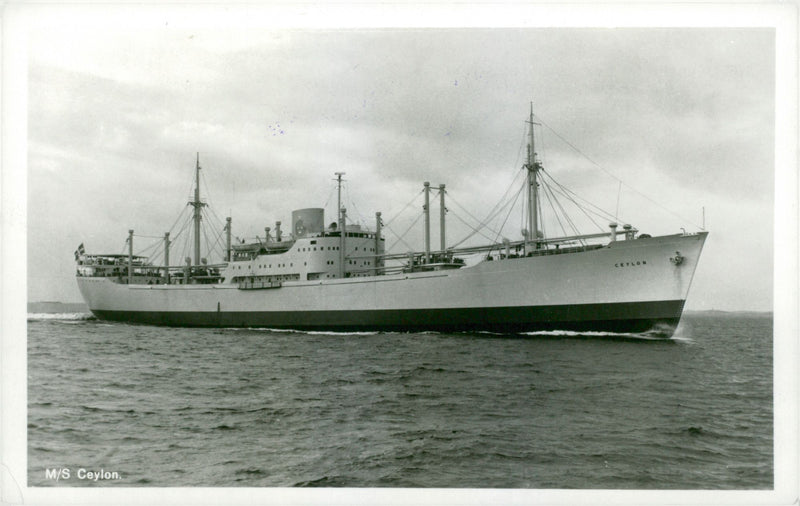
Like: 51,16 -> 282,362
77,232 -> 707,336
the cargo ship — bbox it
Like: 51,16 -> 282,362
75,107 -> 707,336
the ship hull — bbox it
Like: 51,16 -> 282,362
77,232 -> 706,337
91,300 -> 683,334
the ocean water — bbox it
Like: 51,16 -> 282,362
27,312 -> 772,489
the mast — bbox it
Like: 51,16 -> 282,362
127,229 -> 134,284
525,104 -> 541,251
375,212 -> 382,274
163,232 -> 170,284
340,207 -> 347,277
336,172 -> 346,278
423,181 -> 431,262
439,184 -> 446,254
225,217 -> 232,262
189,153 -> 207,267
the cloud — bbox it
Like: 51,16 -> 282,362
26,25 -> 775,309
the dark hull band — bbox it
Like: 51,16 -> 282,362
91,299 -> 686,336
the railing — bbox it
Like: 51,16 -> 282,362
510,243 -> 604,258
237,280 -> 283,290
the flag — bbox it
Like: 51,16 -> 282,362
74,243 -> 85,260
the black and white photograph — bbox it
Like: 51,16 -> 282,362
2,2 -> 797,505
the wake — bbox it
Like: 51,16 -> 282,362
27,312 -> 96,322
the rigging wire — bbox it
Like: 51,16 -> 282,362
383,189 -> 424,227
541,170 -> 619,229
533,117 -> 578,241
451,115 -> 623,251
488,181 -> 526,251
181,165 -> 196,206
203,220 -> 228,261
200,165 -> 221,223
136,173 -> 199,264
513,119 -> 529,173
345,184 -> 368,228
179,212 -> 193,265
520,179 -> 526,238
470,167 -> 527,235
386,212 -> 423,252
204,203 -> 227,240
540,168 -> 609,220
200,183 -> 225,234
550,182 -> 587,239
540,181 -> 564,238
133,236 -> 162,257
322,181 -> 337,213
201,220 -> 212,262
448,173 -> 525,249
536,115 -> 702,229
543,175 -> 604,236
537,177 -> 545,239
210,223 -> 225,259
166,204 -> 192,238
449,208 -> 500,245
445,151 -> 528,250
149,242 -> 165,264
195,163 -> 230,250
148,211 -> 191,266
540,178 -> 583,242
193,162 -> 231,262
536,120 -> 547,168
170,212 -> 193,245
447,193 -> 506,239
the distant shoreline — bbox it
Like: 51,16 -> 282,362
28,301 -> 89,314
684,309 -> 773,318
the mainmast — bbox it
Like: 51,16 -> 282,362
423,182 -> 431,262
189,153 -> 207,267
439,184 -> 446,254
525,104 -> 541,251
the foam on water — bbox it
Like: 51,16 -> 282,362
27,312 -> 95,321
225,327 -> 380,336
519,329 -> 671,341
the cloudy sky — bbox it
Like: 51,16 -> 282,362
20,5 -> 780,311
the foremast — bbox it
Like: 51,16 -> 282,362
189,153 -> 207,267
525,103 -> 542,253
